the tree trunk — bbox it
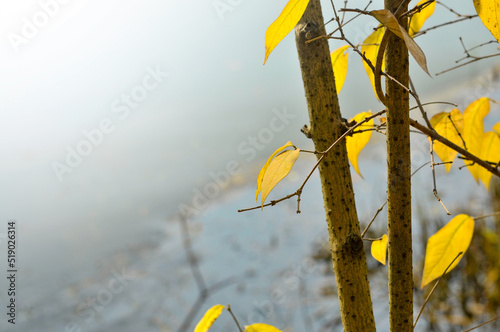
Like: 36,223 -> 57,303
294,1 -> 376,330
384,0 -> 413,330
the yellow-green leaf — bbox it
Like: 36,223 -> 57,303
371,234 -> 388,265
463,97 -> 490,182
473,0 -> 500,42
370,9 -> 430,75
264,0 -> 310,64
194,305 -> 225,332
421,214 -> 474,289
409,0 -> 436,36
493,121 -> 500,135
346,111 -> 373,177
245,323 -> 283,332
430,109 -> 464,172
256,141 -> 294,201
261,148 -> 300,207
478,131 -> 500,189
361,27 -> 385,99
331,45 -> 350,93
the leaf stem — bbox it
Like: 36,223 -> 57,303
226,304 -> 243,332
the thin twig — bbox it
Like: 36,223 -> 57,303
363,236 -> 384,241
410,118 -> 500,178
473,211 -> 500,221
227,304 -> 244,332
448,113 -> 467,150
429,138 -> 451,215
412,161 -> 431,177
462,315 -> 500,332
299,279 -> 314,332
436,52 -> 500,76
179,216 -> 206,292
402,0 -> 435,19
361,200 -> 387,238
409,77 -> 433,129
239,110 -> 386,213
413,251 -> 464,329
414,15 -> 477,37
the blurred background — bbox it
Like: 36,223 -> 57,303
0,0 -> 499,331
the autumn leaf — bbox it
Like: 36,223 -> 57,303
421,214 -> 474,288
493,121 -> 500,135
260,149 -> 300,207
245,323 -> 283,332
331,45 -> 350,93
370,9 -> 430,75
256,141 -> 294,201
346,111 -> 373,177
264,0 -> 310,64
409,0 -> 436,36
430,109 -> 464,172
194,305 -> 225,332
361,27 -> 385,98
473,0 -> 500,42
463,97 -> 490,182
371,234 -> 388,265
478,131 -> 500,189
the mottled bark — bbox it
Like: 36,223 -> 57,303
384,0 -> 413,330
294,0 -> 375,330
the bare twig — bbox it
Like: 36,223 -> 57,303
361,200 -> 387,238
414,15 -> 477,37
436,52 -> 500,76
473,211 -> 500,221
402,0 -> 435,19
409,77 -> 433,128
412,161 -> 432,177
462,315 -> 500,332
448,113 -> 467,150
413,251 -> 464,329
429,138 -> 451,215
299,279 -> 314,332
177,215 -> 239,332
410,118 -> 500,178
239,110 -> 386,213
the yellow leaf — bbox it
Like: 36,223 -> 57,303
261,148 -> 300,207
371,234 -> 388,265
194,305 -> 225,332
256,141 -> 294,201
473,0 -> 500,42
330,45 -> 350,93
361,27 -> 385,99
245,323 -> 283,332
478,131 -> 500,189
370,9 -> 430,75
430,109 -> 464,172
264,0 -> 310,64
421,214 -> 474,288
493,121 -> 500,135
463,97 -> 490,182
346,111 -> 373,177
409,0 -> 436,36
